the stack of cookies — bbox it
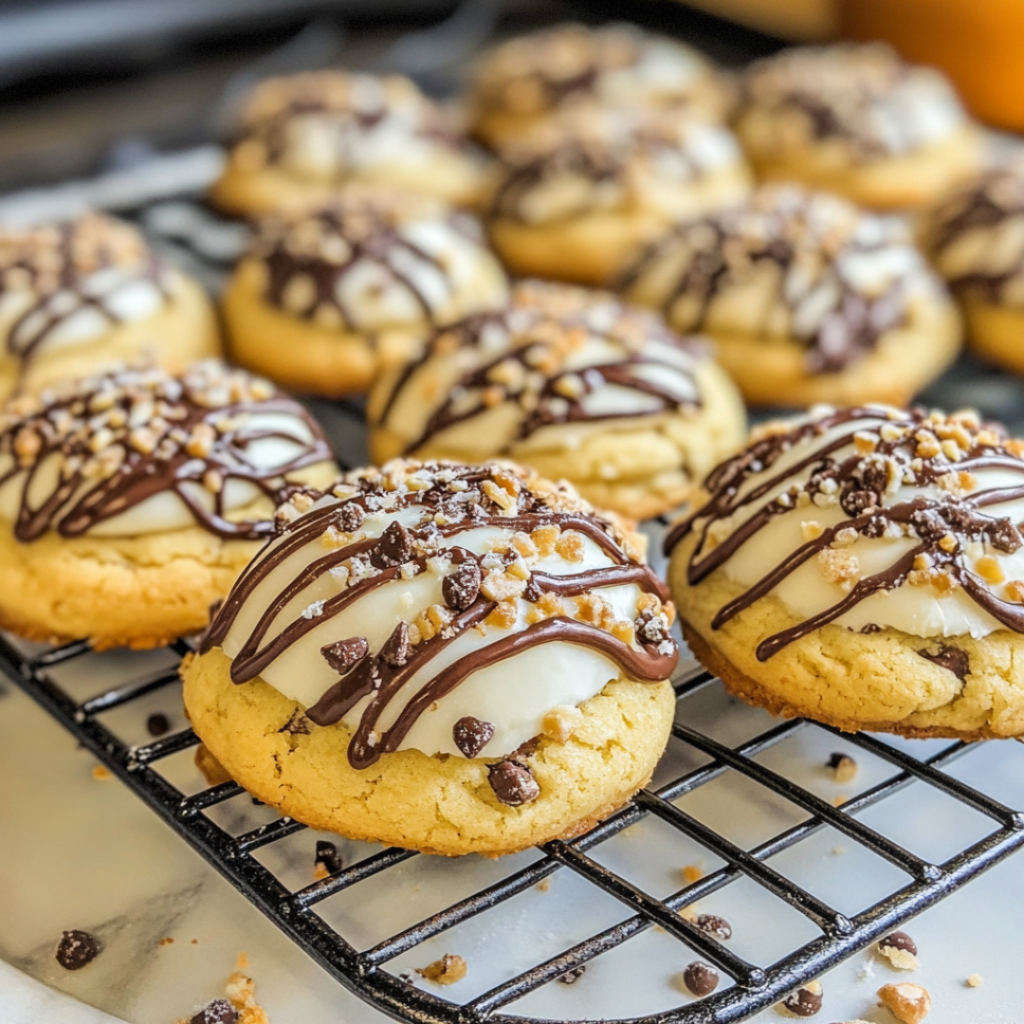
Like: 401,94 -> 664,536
5,16 -> 1024,865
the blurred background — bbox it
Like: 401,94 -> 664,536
0,0 -> 1020,194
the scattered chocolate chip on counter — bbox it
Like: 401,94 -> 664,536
188,999 -> 238,1024
416,953 -> 468,985
557,965 -> 587,984
877,981 -> 931,1023
315,840 -> 343,875
826,752 -> 858,783
55,929 -> 101,971
878,931 -> 919,970
147,712 -> 171,737
695,914 -> 732,940
781,980 -> 823,1016
682,961 -> 719,997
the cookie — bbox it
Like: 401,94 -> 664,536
368,279 -> 746,520
734,43 -> 982,210
0,212 -> 220,401
485,109 -> 752,286
0,361 -> 337,648
182,459 -> 679,856
667,405 -> 1024,739
920,157 -> 1024,373
468,22 -> 733,149
622,185 -> 961,408
210,71 -> 487,217
223,191 -> 509,397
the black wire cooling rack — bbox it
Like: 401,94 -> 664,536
5,149 -> 1024,1024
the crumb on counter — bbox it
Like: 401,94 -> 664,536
416,953 -> 468,985
92,765 -> 111,781
966,974 -> 983,988
877,981 -> 931,1024
681,864 -> 703,884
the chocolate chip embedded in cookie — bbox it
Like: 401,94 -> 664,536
223,191 -> 509,398
210,70 -> 488,216
623,184 -> 961,409
0,361 -> 337,648
734,42 -> 982,210
181,459 -> 678,856
0,212 -> 220,401
668,404 -> 1024,740
368,279 -> 745,520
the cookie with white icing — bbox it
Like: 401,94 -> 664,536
223,191 -> 509,397
367,279 -> 746,519
0,212 -> 220,401
211,71 -> 487,216
622,185 -> 961,408
468,22 -> 733,148
921,158 -> 1024,373
734,43 -> 982,210
485,109 -> 752,286
181,459 -> 678,856
668,405 -> 1024,738
0,361 -> 337,648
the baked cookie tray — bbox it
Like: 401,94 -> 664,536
3,148 -> 1024,1024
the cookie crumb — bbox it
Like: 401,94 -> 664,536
779,980 -> 822,1016
55,929 -> 101,971
558,965 -> 586,984
160,937 -> 175,947
537,877 -> 551,892
878,931 -> 919,970
226,971 -> 269,1024
965,974 -> 983,988
92,765 -> 111,781
416,954 -> 467,985
681,864 -> 703,884
831,795 -> 847,807
826,752 -> 858,783
682,961 -> 719,997
236,952 -> 249,970
877,982 -> 930,1023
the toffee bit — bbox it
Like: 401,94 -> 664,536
452,716 -> 495,758
682,961 -> 718,997
416,953 -> 467,985
55,929 -> 101,970
877,982 -> 931,1024
487,759 -> 540,805
321,636 -> 369,674
315,840 -> 343,875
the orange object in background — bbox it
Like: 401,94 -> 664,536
841,0 -> 1024,131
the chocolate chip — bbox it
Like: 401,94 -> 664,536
279,710 -> 311,735
55,930 -> 101,970
682,961 -> 719,997
371,521 -> 413,568
380,622 -> 411,668
321,636 -> 369,674
487,760 -> 540,805
442,560 -> 481,610
987,517 -> 1021,553
917,644 -> 970,682
879,931 -> 918,957
188,999 -> 238,1024
146,712 -> 170,737
826,752 -> 857,783
558,965 -> 586,984
695,914 -> 732,940
336,502 -> 365,533
512,735 -> 541,759
315,840 -> 343,875
781,982 -> 823,1016
453,716 -> 495,758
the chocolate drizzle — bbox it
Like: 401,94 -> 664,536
377,280 -> 706,453
622,187 -> 927,373
0,362 -> 333,541
203,461 -> 677,768
254,199 -> 487,330
667,406 -> 1024,659
0,213 -> 168,368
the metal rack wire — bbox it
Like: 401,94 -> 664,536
4,153 -> 1024,1024
3,628 -> 1024,1024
